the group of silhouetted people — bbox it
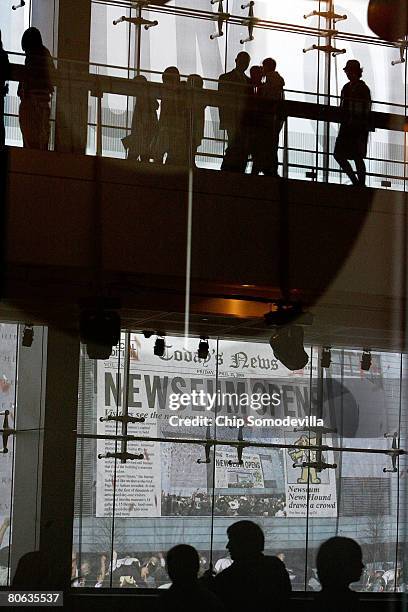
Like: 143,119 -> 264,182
161,522 -> 366,612
0,27 -> 372,185
219,52 -> 372,184
7,519 -> 367,612
218,51 -> 285,176
122,68 -> 205,166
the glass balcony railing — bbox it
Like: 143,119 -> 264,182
3,55 -> 408,192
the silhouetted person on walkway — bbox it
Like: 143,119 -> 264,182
213,521 -> 291,612
186,74 -> 206,167
315,537 -> 364,612
334,59 -> 372,186
18,28 -> 55,150
154,67 -> 187,166
254,58 -> 285,177
122,75 -> 158,162
0,31 -> 10,150
160,545 -> 224,612
218,52 -> 251,173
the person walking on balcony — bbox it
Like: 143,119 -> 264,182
334,59 -> 372,186
153,66 -> 187,166
0,31 -> 10,150
18,27 -> 55,150
122,75 -> 159,162
253,58 -> 285,177
218,52 -> 252,173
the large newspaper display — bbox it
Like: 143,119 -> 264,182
96,334 -> 396,519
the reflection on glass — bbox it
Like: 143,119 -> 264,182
73,335 -> 407,591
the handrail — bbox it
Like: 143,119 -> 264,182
8,63 -> 408,134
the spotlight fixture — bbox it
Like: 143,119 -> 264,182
361,349 -> 372,372
198,337 -> 209,360
269,325 -> 309,371
154,337 -> 165,357
22,324 -> 33,347
321,347 -> 332,369
80,309 -> 121,360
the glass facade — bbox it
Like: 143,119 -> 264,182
0,0 -> 407,187
73,334 -> 408,592
0,325 -> 18,587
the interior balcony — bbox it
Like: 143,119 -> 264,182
2,144 -> 407,352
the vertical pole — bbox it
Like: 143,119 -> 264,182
323,0 -> 332,183
120,332 -> 131,461
39,329 -> 80,589
283,119 -> 289,179
96,93 -> 103,157
136,3 -> 142,77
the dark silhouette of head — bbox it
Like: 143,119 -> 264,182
187,74 -> 203,89
162,66 -> 180,85
166,544 -> 200,585
262,57 -> 277,75
21,27 -> 43,53
12,552 -> 50,589
317,537 -> 364,589
344,59 -> 363,82
226,521 -> 264,561
235,51 -> 250,73
250,65 -> 263,87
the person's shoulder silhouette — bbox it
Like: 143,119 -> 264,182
214,521 -> 291,612
160,545 -> 224,612
314,537 -> 364,612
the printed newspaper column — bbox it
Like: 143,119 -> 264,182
284,433 -> 337,518
96,338 -> 161,518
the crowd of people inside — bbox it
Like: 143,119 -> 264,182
1,512 -> 405,601
0,27 -> 372,185
161,492 -> 286,517
67,520 -> 372,612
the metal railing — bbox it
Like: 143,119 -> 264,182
4,57 -> 408,191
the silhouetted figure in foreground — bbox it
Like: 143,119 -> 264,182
218,52 -> 251,173
160,545 -> 224,612
18,27 -> 55,150
122,75 -> 158,162
315,537 -> 364,612
254,58 -> 285,177
0,31 -> 10,150
213,521 -> 291,612
334,60 -> 371,186
12,552 -> 51,589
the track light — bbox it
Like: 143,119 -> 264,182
269,325 -> 308,371
198,337 -> 209,360
361,349 -> 372,372
321,347 -> 332,369
22,324 -> 33,347
154,337 -> 165,357
80,310 -> 121,360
